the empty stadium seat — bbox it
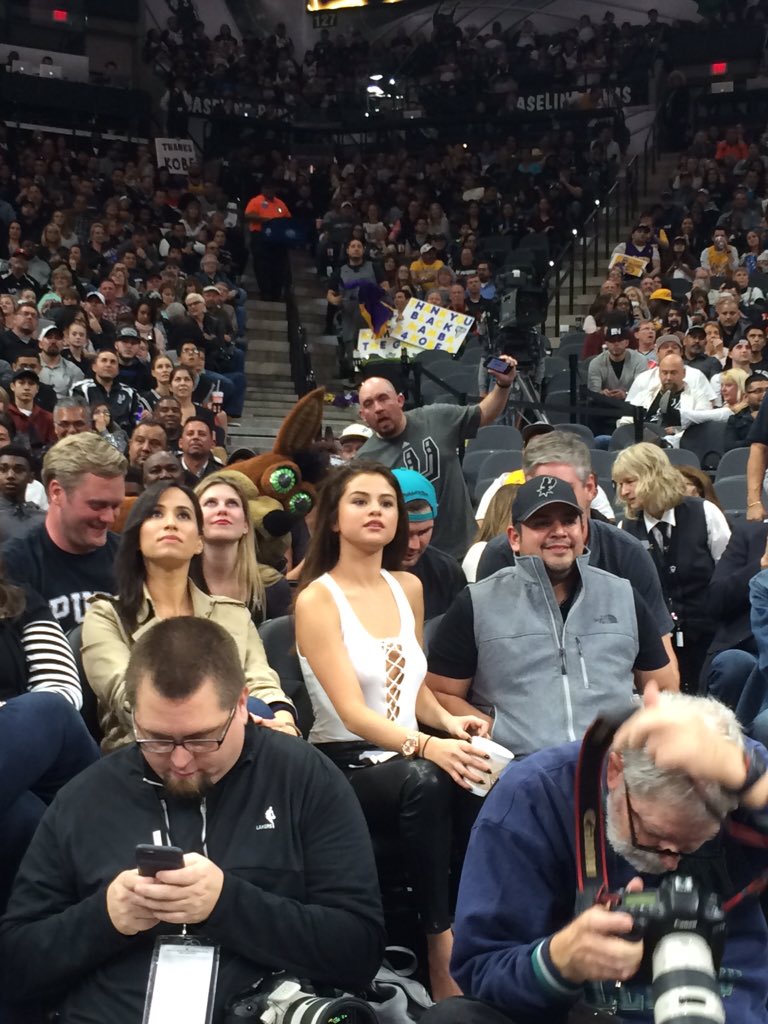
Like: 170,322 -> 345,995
713,475 -> 747,519
479,450 -> 523,479
715,447 -> 750,480
467,424 -> 524,453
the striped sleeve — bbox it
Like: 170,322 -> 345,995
21,619 -> 83,709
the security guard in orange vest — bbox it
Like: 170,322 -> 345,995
245,181 -> 292,302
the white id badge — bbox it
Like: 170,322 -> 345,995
142,936 -> 219,1024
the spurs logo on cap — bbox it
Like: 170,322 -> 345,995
536,476 -> 557,499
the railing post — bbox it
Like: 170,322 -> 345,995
643,147 -> 649,200
555,266 -> 561,332
569,240 -> 575,315
581,228 -> 587,295
568,353 -> 579,424
593,206 -> 599,278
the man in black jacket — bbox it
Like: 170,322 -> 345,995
0,617 -> 384,1023
705,518 -> 768,704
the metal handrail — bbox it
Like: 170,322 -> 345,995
286,304 -> 315,397
285,274 -> 316,397
543,102 -> 661,332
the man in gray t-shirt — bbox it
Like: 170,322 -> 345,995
356,369 -> 516,558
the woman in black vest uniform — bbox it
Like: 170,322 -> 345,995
612,442 -> 731,693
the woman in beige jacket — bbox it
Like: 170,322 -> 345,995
82,481 -> 297,751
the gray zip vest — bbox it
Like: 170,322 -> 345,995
469,555 -> 639,755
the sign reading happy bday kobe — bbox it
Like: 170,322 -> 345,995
388,299 -> 475,354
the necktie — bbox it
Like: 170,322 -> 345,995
652,520 -> 669,558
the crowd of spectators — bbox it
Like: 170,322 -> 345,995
145,7 -> 663,124
572,121 -> 768,462
0,124 -> 251,432
9,11 -> 768,1024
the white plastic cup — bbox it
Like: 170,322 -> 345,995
211,389 -> 224,407
468,736 -> 515,798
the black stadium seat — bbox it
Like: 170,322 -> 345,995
257,616 -> 314,738
714,475 -> 747,518
716,447 -> 750,480
680,422 -> 728,473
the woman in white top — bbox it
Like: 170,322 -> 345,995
295,462 -> 491,1000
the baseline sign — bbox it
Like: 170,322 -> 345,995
515,84 -> 636,113
155,138 -> 196,173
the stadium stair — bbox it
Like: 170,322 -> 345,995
228,291 -> 358,452
546,152 -> 681,346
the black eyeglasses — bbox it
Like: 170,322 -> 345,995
624,784 -> 721,859
133,705 -> 237,755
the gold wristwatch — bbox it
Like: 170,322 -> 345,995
401,732 -> 420,759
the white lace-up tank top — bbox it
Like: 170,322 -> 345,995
299,570 -> 427,745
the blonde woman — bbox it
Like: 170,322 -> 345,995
622,285 -> 649,322
680,367 -> 748,427
462,482 -> 521,583
193,471 -> 291,624
612,442 -> 730,692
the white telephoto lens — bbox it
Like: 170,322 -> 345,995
652,933 -> 725,1024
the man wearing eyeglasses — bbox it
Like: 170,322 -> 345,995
0,617 -> 384,1023
419,684 -> 768,1024
725,372 -> 768,452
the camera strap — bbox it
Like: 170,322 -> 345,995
574,712 -> 633,912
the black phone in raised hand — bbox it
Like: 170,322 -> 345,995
484,356 -> 513,375
135,844 -> 185,877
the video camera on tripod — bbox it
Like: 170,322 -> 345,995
493,268 -> 550,372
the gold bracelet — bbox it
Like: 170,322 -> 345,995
748,501 -> 763,507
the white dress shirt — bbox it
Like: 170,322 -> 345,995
620,502 -> 731,562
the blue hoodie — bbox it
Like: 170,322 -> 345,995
452,742 -> 768,1022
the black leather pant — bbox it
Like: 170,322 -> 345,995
328,751 -> 457,933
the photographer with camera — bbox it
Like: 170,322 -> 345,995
420,682 -> 768,1024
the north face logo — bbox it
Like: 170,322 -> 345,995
536,477 -> 557,499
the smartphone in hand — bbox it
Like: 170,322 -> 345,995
135,844 -> 185,877
484,356 -> 513,375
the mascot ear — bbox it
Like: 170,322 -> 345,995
274,388 -> 326,456
291,449 -> 329,485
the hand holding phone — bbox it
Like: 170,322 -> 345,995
136,844 -> 185,877
484,356 -> 514,375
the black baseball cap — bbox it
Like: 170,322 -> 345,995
606,324 -> 632,341
512,476 -> 582,525
117,326 -> 140,340
11,368 -> 39,383
522,422 -> 555,446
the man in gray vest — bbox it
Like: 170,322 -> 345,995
327,239 -> 380,380
425,476 -> 677,755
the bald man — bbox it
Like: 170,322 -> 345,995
356,364 -> 516,558
637,352 -> 714,445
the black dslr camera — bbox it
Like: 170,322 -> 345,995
611,874 -> 725,978
224,973 -> 377,1024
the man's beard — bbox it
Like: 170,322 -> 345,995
606,798 -> 667,876
161,770 -> 214,798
